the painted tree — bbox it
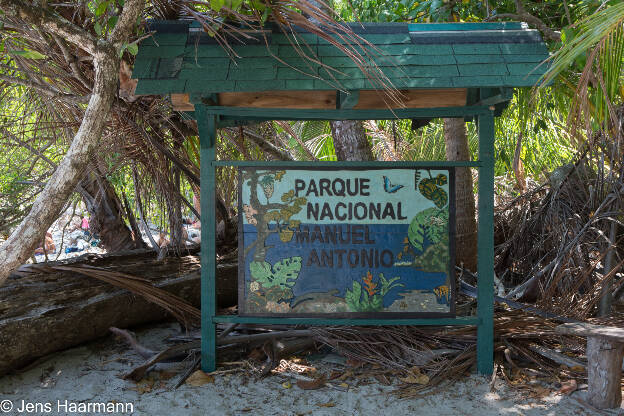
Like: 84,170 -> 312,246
242,170 -> 306,262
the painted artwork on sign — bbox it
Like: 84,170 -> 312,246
238,167 -> 455,317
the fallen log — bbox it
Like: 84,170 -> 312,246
0,248 -> 237,376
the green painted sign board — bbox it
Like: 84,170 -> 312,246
238,167 -> 456,317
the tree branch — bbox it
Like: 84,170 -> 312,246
486,0 -> 561,42
53,35 -> 91,89
0,0 -> 99,55
0,73 -> 90,104
108,0 -> 144,47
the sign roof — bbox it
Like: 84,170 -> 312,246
133,20 -> 550,96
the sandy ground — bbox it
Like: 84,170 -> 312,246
0,322 -> 612,416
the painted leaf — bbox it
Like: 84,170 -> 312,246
370,294 -> 383,311
249,261 -> 273,282
279,228 -> 294,242
408,207 -> 448,252
407,216 -> 426,252
345,281 -> 362,311
272,257 -> 302,288
281,189 -> 295,202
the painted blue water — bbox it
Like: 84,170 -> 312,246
243,223 -> 448,308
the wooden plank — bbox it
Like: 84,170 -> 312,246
197,104 -> 491,120
477,111 -> 495,375
354,88 -> 467,109
213,160 -> 482,168
210,88 -> 466,110
213,315 -> 480,326
218,90 -> 336,109
556,322 -> 624,342
197,106 -> 217,373
171,93 -> 194,111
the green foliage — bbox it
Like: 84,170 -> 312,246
345,281 -> 383,312
7,50 -> 46,60
379,274 -> 403,296
541,2 -> 624,133
411,240 -> 449,273
408,208 -> 448,253
344,272 -> 403,312
249,256 -> 302,289
262,187 -> 306,243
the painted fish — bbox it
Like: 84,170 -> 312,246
433,285 -> 450,305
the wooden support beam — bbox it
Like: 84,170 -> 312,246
219,90 -> 336,109
474,88 -> 514,106
169,88 -> 468,112
337,90 -> 360,109
354,89 -> 467,109
171,93 -> 194,112
556,322 -> 624,342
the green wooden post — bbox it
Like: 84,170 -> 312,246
196,104 -> 217,372
477,110 -> 495,375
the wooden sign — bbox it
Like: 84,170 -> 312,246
238,167 -> 455,317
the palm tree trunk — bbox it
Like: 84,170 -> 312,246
444,118 -> 478,271
329,120 -> 374,161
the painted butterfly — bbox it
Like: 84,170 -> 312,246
383,176 -> 404,193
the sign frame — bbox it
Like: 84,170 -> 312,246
236,165 -> 457,319
195,104 -> 496,377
